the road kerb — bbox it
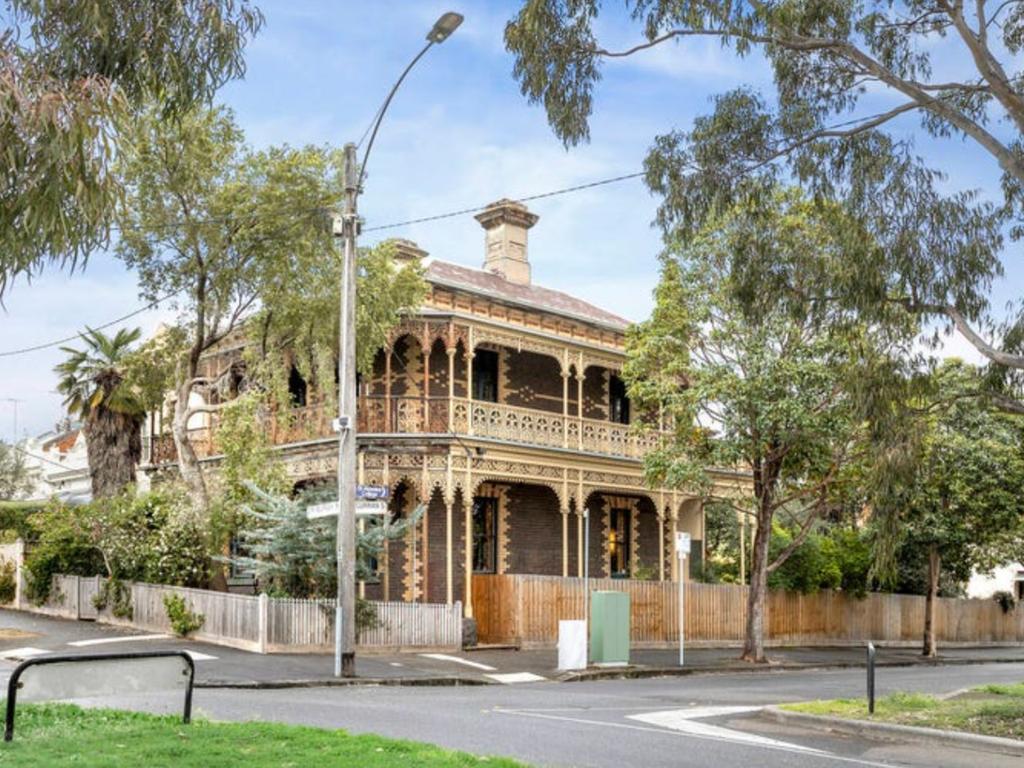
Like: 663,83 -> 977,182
762,705 -> 1024,758
558,655 -> 1024,683
195,675 -> 493,689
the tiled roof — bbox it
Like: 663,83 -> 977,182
42,429 -> 80,454
424,260 -> 630,332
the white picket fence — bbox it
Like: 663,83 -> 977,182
31,575 -> 463,654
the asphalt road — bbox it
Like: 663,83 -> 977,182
75,662 -> 1024,768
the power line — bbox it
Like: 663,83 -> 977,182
0,291 -> 180,358
0,170 -> 647,359
0,97 -> 926,361
363,171 -> 646,233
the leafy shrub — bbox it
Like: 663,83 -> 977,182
150,514 -> 210,588
993,590 -> 1016,614
93,578 -> 133,619
0,560 -> 16,604
23,500 -> 105,603
163,593 -> 204,637
632,563 -> 659,581
768,526 -> 841,594
22,486 -> 211,603
356,597 -> 379,637
0,500 -> 43,543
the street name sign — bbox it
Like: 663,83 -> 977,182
675,532 -> 691,556
307,499 -> 389,519
356,485 -> 389,500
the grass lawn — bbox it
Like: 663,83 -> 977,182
782,682 -> 1024,741
0,703 -> 529,767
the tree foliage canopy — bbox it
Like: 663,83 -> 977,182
113,106 -> 426,509
1,0 -> 263,294
874,359 -> 1024,586
0,442 -> 34,501
506,0 -> 1023,409
626,190 -> 896,659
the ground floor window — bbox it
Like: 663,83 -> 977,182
472,496 -> 499,573
609,508 -> 631,578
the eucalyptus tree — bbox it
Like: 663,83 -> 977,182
55,327 -> 146,498
0,0 -> 263,295
874,360 -> 1024,656
115,107 -> 425,512
0,441 -> 33,500
626,190 -> 900,662
506,0 -> 1021,409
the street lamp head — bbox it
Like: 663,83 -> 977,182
427,11 -> 463,43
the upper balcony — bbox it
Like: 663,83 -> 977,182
147,325 -> 667,465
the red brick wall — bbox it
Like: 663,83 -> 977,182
582,368 -> 608,420
505,485 -> 562,575
425,488 -> 449,603
636,497 -> 660,575
503,350 -> 563,414
428,340 -> 449,398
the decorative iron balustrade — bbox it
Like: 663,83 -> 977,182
148,395 -> 664,463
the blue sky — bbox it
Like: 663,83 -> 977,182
1,0 -> 1017,441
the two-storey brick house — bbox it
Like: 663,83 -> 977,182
143,199 -> 745,618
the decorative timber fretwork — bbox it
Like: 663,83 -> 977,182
470,327 -> 567,372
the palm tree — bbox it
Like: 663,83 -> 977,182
55,327 -> 145,498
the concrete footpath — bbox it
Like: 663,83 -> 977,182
3,608 -> 1023,687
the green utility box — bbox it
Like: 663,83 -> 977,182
589,591 -> 630,666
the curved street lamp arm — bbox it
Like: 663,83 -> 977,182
357,40 -> 435,192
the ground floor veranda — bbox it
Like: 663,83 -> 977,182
273,437 -> 749,616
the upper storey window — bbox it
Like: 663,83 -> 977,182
609,374 -> 630,425
473,349 -> 499,403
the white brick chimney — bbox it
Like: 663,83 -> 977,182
474,199 -> 539,285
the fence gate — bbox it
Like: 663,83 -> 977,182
77,576 -> 100,621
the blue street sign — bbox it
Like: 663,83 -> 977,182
356,484 -> 389,500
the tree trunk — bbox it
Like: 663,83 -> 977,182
741,508 -> 772,663
922,544 -> 940,658
83,407 -> 143,499
173,380 -> 209,512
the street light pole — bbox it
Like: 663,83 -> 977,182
333,11 -> 464,678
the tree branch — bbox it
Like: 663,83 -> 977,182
767,504 -> 823,573
939,0 -> 1024,133
942,304 -> 1024,369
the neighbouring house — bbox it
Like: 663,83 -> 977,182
141,199 -> 748,616
967,564 -> 1024,601
19,420 -> 91,504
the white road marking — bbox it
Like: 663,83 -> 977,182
420,653 -> 497,671
0,647 -> 49,661
68,634 -> 171,647
628,707 -> 821,753
496,708 -> 898,768
183,650 -> 217,661
485,672 -> 547,684
389,662 -> 404,667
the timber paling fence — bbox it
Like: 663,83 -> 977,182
30,574 -> 463,654
471,574 -> 1024,648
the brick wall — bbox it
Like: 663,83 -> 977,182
505,485 -> 562,575
383,482 -> 414,601
582,368 -> 608,420
428,340 -> 449,398
636,497 -> 661,575
502,350 -> 563,414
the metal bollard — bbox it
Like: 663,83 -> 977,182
866,641 -> 876,714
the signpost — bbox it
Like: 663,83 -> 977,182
675,532 -> 691,666
306,495 -> 389,520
